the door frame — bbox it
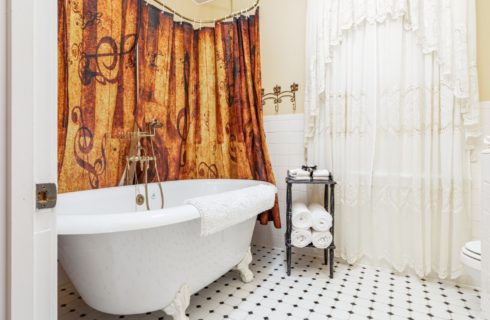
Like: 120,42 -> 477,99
6,0 -> 58,318
1,0 -> 7,318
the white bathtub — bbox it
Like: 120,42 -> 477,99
57,179 -> 276,319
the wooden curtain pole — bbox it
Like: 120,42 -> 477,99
144,0 -> 260,24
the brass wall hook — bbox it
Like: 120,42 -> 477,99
262,83 -> 299,113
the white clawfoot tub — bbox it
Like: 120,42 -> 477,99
57,179 -> 276,319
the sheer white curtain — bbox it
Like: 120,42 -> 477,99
305,0 -> 480,278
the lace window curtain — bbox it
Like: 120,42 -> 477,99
305,0 -> 480,278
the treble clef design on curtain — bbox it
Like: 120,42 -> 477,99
71,106 -> 107,189
78,33 -> 137,85
198,162 -> 219,178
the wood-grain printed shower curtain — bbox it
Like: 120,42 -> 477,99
58,0 -> 280,227
58,0 -> 139,193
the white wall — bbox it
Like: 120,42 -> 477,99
164,0 -> 307,116
0,0 -> 7,317
252,114 -> 305,248
259,0 -> 306,116
481,131 -> 490,318
470,101 -> 490,240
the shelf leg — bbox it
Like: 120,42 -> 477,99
329,182 -> 335,279
329,248 -> 334,279
324,249 -> 328,265
286,182 -> 292,276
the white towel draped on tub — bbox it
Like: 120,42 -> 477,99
308,203 -> 332,232
292,202 -> 312,229
185,184 -> 277,236
291,228 -> 312,248
312,231 -> 333,249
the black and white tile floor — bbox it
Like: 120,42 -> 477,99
59,245 -> 483,320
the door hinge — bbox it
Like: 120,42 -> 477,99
36,183 -> 57,209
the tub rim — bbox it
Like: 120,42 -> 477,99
57,179 -> 275,235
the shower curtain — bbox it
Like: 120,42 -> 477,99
136,4 -> 279,226
305,0 -> 480,278
58,0 -> 139,193
58,0 -> 280,227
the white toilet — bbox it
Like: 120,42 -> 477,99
460,240 -> 482,284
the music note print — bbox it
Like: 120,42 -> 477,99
71,106 -> 107,189
78,33 -> 137,85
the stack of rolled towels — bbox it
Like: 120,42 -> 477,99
287,168 -> 331,181
291,202 -> 333,249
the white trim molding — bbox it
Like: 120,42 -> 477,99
480,100 -> 490,109
7,0 -> 58,318
7,0 -> 36,316
0,0 -> 6,317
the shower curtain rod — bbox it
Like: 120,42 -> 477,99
144,0 -> 260,25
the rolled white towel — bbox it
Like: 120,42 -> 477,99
311,231 -> 333,249
313,169 -> 330,179
288,168 -> 310,179
308,203 -> 332,232
485,136 -> 490,146
291,228 -> 312,248
292,202 -> 312,229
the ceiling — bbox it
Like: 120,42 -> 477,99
191,0 -> 217,4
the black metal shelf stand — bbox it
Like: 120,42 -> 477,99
285,175 -> 337,278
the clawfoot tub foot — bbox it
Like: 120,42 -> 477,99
163,284 -> 190,320
234,247 -> 254,283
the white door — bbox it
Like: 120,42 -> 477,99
0,0 -> 7,317
8,0 -> 58,319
